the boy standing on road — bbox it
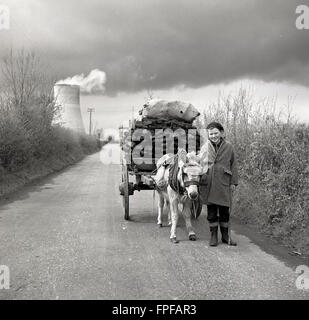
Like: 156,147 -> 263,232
199,122 -> 238,247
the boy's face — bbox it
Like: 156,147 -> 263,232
208,128 -> 222,143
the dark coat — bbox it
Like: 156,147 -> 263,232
200,139 -> 238,207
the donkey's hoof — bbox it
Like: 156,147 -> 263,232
159,223 -> 163,228
189,234 -> 196,241
170,237 -> 179,244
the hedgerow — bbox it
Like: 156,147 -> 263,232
198,88 -> 309,254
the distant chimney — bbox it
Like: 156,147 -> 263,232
54,84 -> 85,133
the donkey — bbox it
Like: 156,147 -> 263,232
154,150 -> 205,243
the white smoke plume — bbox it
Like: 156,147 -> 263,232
56,69 -> 106,94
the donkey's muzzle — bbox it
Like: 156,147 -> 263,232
189,191 -> 199,200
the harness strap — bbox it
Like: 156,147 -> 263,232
168,155 -> 186,195
184,181 -> 199,187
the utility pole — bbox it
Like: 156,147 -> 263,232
87,108 -> 95,135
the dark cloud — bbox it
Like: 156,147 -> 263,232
2,0 -> 309,94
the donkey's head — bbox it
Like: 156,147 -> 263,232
177,150 -> 206,200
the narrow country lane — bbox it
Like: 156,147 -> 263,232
0,146 -> 308,300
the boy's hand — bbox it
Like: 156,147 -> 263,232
230,185 -> 237,193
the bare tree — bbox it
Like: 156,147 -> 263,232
2,49 -> 42,107
1,48 -> 59,126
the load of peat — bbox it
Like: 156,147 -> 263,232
120,99 -> 201,172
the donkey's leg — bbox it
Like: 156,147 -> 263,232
166,199 -> 172,226
170,200 -> 179,243
168,187 -> 179,243
157,192 -> 164,227
183,200 -> 196,241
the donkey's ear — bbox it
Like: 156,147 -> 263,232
187,151 -> 198,163
179,159 -> 185,168
200,161 -> 209,175
197,142 -> 210,174
178,148 -> 187,168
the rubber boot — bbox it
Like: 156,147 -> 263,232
220,222 -> 237,246
209,226 -> 218,247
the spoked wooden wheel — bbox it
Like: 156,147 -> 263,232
122,164 -> 129,220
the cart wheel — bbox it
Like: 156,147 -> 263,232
122,164 -> 130,220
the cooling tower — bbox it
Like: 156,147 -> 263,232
54,84 -> 85,133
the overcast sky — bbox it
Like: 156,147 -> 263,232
1,0 -> 309,128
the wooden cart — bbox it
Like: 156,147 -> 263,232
119,118 -> 202,220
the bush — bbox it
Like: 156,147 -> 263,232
78,133 -> 100,154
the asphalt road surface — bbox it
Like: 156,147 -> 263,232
0,145 -> 308,300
